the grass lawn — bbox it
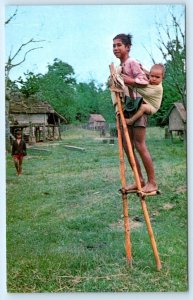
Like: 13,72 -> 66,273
6,127 -> 187,292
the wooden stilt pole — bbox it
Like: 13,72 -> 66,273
140,198 -> 162,271
115,91 -> 162,271
116,115 -> 132,266
109,63 -> 162,270
118,92 -> 161,270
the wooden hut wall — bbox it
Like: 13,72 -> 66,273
169,109 -> 185,131
13,113 -> 48,125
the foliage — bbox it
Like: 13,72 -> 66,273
74,81 -> 115,124
6,79 -> 20,93
74,81 -> 100,122
97,87 -> 116,123
39,59 -> 77,123
150,9 -> 185,125
17,72 -> 42,97
14,60 -> 115,124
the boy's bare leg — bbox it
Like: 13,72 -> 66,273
18,158 -> 23,175
14,159 -> 19,175
133,127 -> 158,193
18,165 -> 22,175
122,126 -> 146,191
125,152 -> 146,190
125,104 -> 151,125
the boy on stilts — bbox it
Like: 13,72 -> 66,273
111,33 -> 164,194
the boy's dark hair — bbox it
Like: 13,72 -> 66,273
16,130 -> 22,135
113,33 -> 133,46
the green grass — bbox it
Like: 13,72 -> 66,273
6,127 -> 187,292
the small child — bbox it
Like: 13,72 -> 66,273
124,63 -> 164,125
12,130 -> 27,176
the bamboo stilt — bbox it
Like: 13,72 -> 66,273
140,198 -> 162,271
116,91 -> 162,270
115,91 -> 142,191
110,63 -> 162,271
116,115 -> 132,265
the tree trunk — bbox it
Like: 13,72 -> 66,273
5,90 -> 11,152
5,99 -> 11,152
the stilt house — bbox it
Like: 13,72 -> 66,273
9,93 -> 67,143
162,102 -> 186,139
88,114 -> 106,130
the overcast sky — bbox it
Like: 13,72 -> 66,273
5,4 -> 184,85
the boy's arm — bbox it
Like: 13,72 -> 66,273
11,142 -> 15,156
23,141 -> 27,155
122,60 -> 149,87
122,74 -> 148,87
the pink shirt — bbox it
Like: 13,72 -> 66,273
121,57 -> 149,97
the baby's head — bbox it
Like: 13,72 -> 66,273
149,64 -> 165,85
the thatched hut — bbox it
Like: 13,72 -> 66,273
88,114 -> 106,130
9,93 -> 67,143
162,102 -> 186,139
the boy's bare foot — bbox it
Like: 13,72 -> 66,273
141,182 -> 158,193
125,181 -> 145,191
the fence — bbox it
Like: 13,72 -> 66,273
60,123 -> 117,133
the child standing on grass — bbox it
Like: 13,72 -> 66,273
113,33 -> 158,193
124,63 -> 164,125
12,130 -> 27,176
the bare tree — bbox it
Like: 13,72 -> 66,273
155,11 -> 186,104
5,38 -> 44,88
144,8 -> 185,106
5,8 -> 44,151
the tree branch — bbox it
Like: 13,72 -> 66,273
5,8 -> 18,25
142,43 -> 156,64
11,38 -> 45,61
5,39 -> 45,80
9,47 -> 43,68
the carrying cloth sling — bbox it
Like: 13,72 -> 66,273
124,95 -> 143,113
108,67 -> 143,113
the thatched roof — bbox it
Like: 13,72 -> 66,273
89,114 -> 106,122
162,102 -> 186,125
9,92 -> 67,122
10,100 -> 54,114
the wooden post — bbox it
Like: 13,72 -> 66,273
28,122 -> 33,145
52,125 -> 55,139
42,125 -> 46,142
58,118 -> 62,140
